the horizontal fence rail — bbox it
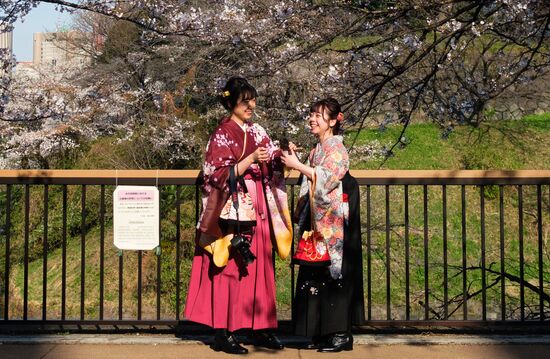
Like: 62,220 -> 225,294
0,170 -> 549,331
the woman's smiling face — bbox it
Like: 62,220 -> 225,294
232,96 -> 256,122
308,106 -> 336,138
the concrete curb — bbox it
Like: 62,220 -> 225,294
1,334 -> 550,346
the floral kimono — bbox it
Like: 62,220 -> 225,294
296,135 -> 349,279
293,135 -> 365,337
185,117 -> 292,331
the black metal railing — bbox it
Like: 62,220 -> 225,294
355,172 -> 549,327
0,170 -> 548,330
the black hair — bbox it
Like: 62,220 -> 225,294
219,77 -> 258,111
309,97 -> 342,134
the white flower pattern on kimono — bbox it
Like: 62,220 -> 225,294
203,162 -> 216,177
249,123 -> 267,146
213,132 -> 235,147
197,118 -> 293,263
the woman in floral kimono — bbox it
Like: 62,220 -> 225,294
185,77 -> 292,354
282,98 -> 365,352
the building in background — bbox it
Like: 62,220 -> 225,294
33,31 -> 91,68
0,28 -> 13,52
0,26 -> 14,74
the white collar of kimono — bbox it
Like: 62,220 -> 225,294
231,119 -> 248,131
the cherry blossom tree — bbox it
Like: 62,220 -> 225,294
0,0 -> 548,168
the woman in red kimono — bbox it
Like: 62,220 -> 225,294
184,77 -> 292,354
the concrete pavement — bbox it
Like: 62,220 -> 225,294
1,334 -> 550,358
2,343 -> 550,359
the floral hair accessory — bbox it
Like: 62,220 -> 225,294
222,90 -> 230,97
337,112 -> 344,122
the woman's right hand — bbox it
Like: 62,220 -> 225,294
281,145 -> 314,179
281,149 -> 301,170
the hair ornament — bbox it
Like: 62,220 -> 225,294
337,112 -> 344,123
222,90 -> 230,98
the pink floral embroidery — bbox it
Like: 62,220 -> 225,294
197,118 -> 292,258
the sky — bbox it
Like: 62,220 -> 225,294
12,3 -> 73,62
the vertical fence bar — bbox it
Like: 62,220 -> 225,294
404,185 -> 410,320
518,185 -> 524,321
99,185 -> 105,320
195,184 -> 199,229
42,185 -> 49,320
157,187 -> 162,321
442,185 -> 448,319
61,185 -> 67,320
3,185 -> 12,320
138,250 -> 142,320
499,185 -> 505,321
80,185 -> 86,320
385,185 -> 391,320
23,184 -> 29,320
537,185 -> 543,320
461,185 -> 467,320
480,185 -> 487,321
366,185 -> 372,320
118,251 -> 123,320
175,185 -> 181,320
423,185 -> 429,320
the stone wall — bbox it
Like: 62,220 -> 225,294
489,70 -> 550,119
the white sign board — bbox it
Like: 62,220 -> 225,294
113,186 -> 159,250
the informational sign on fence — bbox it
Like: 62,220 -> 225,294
113,186 -> 159,250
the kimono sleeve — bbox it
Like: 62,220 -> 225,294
313,141 -> 349,205
249,123 -> 283,179
202,127 -> 239,191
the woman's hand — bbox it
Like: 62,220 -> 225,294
281,142 -> 302,168
288,142 -> 301,153
235,147 -> 269,176
253,147 -> 269,163
281,149 -> 301,170
282,146 -> 314,180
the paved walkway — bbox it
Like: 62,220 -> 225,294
1,334 -> 550,358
